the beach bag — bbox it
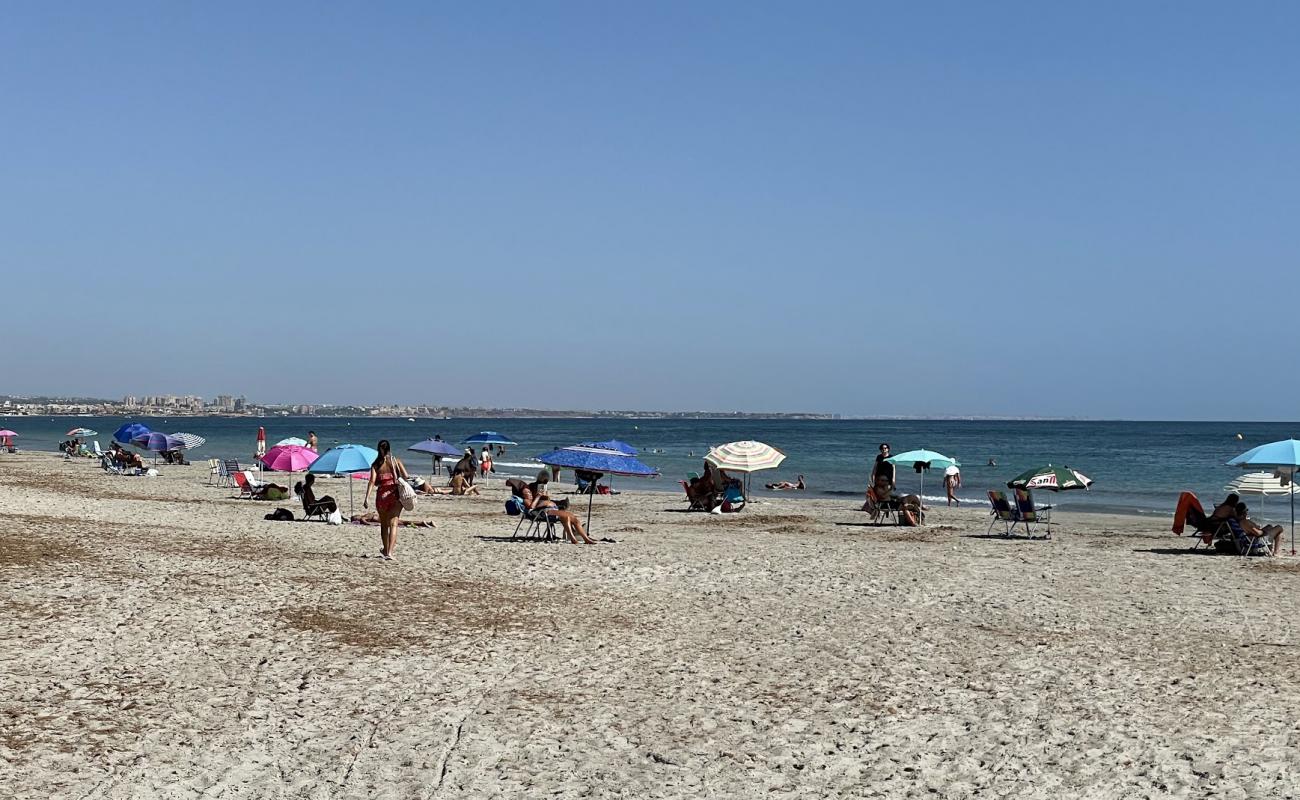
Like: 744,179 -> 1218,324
394,456 -> 417,511
326,510 -> 343,525
264,508 -> 295,522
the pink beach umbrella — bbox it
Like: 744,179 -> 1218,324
259,444 -> 319,473
0,429 -> 18,437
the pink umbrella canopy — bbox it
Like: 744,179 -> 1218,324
0,430 -> 17,437
259,444 -> 319,473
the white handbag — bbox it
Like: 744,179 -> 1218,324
394,456 -> 417,511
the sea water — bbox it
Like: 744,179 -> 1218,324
9,415 -> 1299,520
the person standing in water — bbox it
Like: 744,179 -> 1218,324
944,466 -> 962,507
363,439 -> 409,561
307,431 -> 318,452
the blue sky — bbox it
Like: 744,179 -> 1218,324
2,2 -> 1297,419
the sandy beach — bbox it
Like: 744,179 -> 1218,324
3,452 -> 1299,798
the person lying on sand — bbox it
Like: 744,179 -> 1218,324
412,473 -> 480,496
766,475 -> 806,491
349,512 -> 436,528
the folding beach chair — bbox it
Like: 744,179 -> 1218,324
505,496 -> 557,541
300,494 -> 331,522
1225,517 -> 1271,556
680,480 -> 708,511
101,453 -> 124,476
208,458 -> 224,485
867,488 -> 899,525
987,491 -> 1017,535
720,484 -> 746,513
222,459 -> 242,488
1012,489 -> 1053,539
232,470 -> 265,499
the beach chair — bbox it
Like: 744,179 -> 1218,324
867,488 -> 899,525
987,491 -> 1018,536
720,484 -> 746,513
1013,489 -> 1053,538
93,441 -> 104,457
680,480 -> 709,511
207,458 -> 224,485
232,470 -> 265,499
221,459 -> 242,487
505,496 -> 557,541
101,453 -> 124,476
1225,517 -> 1271,556
300,493 -> 331,522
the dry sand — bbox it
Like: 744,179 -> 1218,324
2,452 -> 1299,798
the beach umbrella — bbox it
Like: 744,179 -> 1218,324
275,436 -> 308,447
463,431 -> 517,447
170,432 -> 206,450
0,429 -> 16,451
66,427 -> 97,437
309,444 -> 380,515
260,444 -> 319,473
408,438 -> 462,474
256,427 -> 267,458
886,449 -> 960,509
536,444 -> 660,529
579,439 -> 639,455
1224,471 -> 1300,497
1006,464 -> 1092,492
113,423 -> 151,444
131,432 -> 185,464
0,429 -> 18,438
1228,439 -> 1300,555
706,441 -> 786,498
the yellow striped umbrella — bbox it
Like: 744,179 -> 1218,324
705,441 -> 786,473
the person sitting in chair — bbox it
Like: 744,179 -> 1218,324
520,471 -> 594,544
687,462 -> 721,510
295,473 -> 338,516
1173,491 -> 1239,538
1235,503 -> 1284,556
863,473 -> 897,514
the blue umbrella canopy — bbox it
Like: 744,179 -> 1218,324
114,422 -> 151,444
408,438 -> 463,457
535,445 -> 658,477
308,444 -> 380,475
884,449 -> 959,469
578,439 -> 639,456
463,431 -> 517,446
1228,439 -> 1300,469
132,432 -> 185,452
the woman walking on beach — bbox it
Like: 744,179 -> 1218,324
363,439 -> 409,561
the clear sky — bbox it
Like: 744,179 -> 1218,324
2,2 -> 1297,419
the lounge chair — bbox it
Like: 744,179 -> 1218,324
680,480 -> 709,511
299,492 -> 335,522
866,488 -> 900,525
720,484 -> 746,513
232,470 -> 265,499
221,459 -> 242,488
1225,517 -> 1271,556
505,496 -> 557,541
101,453 -> 125,476
988,490 -> 1044,538
207,458 -> 224,485
1012,489 -> 1053,538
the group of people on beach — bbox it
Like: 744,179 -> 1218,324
1174,490 -> 1285,556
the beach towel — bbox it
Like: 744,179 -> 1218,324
1172,491 -> 1204,535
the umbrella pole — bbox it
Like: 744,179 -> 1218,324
1292,489 -> 1295,556
349,478 -> 355,517
587,490 -> 595,531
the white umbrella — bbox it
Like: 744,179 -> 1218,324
170,432 -> 206,450
276,436 -> 308,447
1224,471 -> 1300,497
705,441 -> 785,499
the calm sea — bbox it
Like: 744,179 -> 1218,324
6,415 -> 1299,521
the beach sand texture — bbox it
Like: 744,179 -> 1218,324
2,453 -> 1299,798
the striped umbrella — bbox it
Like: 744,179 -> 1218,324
1224,471 -> 1300,497
66,427 -> 98,437
705,441 -> 786,473
170,432 -> 206,450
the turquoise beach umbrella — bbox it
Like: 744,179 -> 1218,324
884,449 -> 959,511
1228,439 -> 1300,555
309,443 -> 380,516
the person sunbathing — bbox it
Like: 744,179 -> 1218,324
413,473 -> 480,496
1235,503 -> 1284,556
522,471 -> 594,544
349,512 -> 436,528
766,475 -> 806,491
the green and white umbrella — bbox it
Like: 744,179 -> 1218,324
1006,464 -> 1093,492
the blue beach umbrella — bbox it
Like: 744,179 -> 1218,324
536,444 -> 659,529
114,422 -> 151,444
464,431 -> 517,447
309,443 -> 380,515
1228,439 -> 1300,555
132,432 -> 185,452
578,439 -> 639,455
408,438 -> 463,473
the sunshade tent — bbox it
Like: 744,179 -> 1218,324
536,444 -> 659,529
114,423 -> 151,444
308,444 -> 380,515
885,448 -> 959,510
170,432 -> 206,450
1006,465 -> 1093,492
1227,439 -> 1300,555
66,427 -> 97,437
408,438 -> 463,474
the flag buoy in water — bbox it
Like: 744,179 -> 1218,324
1236,433 -> 1244,440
